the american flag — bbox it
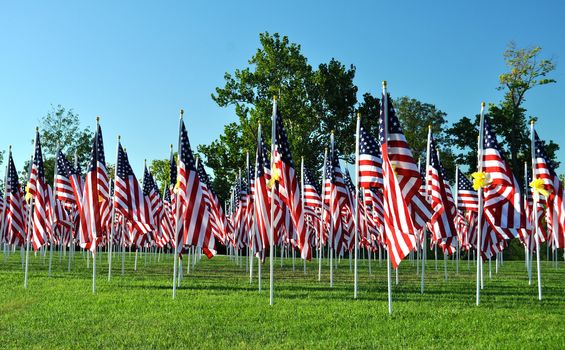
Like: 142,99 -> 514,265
234,174 -> 248,248
358,127 -> 383,189
114,143 -> 153,234
379,93 -> 417,268
27,131 -> 52,251
253,132 -> 272,252
427,133 -> 457,252
533,130 -> 565,248
324,145 -> 349,255
197,160 -> 227,243
457,170 -> 478,211
55,150 -> 79,205
142,164 -> 160,227
302,165 -> 322,244
273,110 -> 310,260
302,165 -> 322,218
481,116 -> 528,240
176,119 -> 214,257
381,93 -> 433,231
524,169 -> 547,243
3,151 -> 26,246
78,121 -> 109,253
382,94 -> 422,202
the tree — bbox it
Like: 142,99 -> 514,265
149,152 -> 178,195
393,96 -> 456,179
200,32 -> 360,201
20,105 -> 93,184
497,42 -> 556,172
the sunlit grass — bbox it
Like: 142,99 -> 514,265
1,248 -> 564,349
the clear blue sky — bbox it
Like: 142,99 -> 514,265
1,0 -> 564,177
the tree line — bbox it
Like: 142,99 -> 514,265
3,33 -> 559,203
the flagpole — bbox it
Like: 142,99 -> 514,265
24,140 -> 36,288
107,135 -> 120,281
382,81 -> 393,315
300,156 -> 306,275
329,131 -> 335,288
92,117 -> 103,295
523,161 -> 532,284
422,125 -> 432,293
354,112 -> 360,299
319,148 -> 327,281
256,123 -> 262,292
0,148 -> 8,265
530,120 -> 542,300
455,165 -> 460,275
269,96 -> 277,306
476,102 -> 486,306
48,144 -> 60,278
172,108 -> 183,299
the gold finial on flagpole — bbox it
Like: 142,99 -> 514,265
180,109 -> 184,119
382,80 -> 387,88
117,135 -> 121,141
481,102 -> 485,108
96,116 -> 100,123
170,144 -> 173,150
35,126 -> 39,132
357,111 -> 361,119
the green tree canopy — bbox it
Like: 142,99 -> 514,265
200,32 -> 364,201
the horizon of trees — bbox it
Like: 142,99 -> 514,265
0,35 -> 560,204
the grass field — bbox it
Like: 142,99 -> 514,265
1,249 -> 564,349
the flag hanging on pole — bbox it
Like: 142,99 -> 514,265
78,119 -> 109,253
273,111 -> 310,260
27,130 -> 52,251
4,150 -> 26,246
176,118 -> 215,257
533,130 -> 565,248
379,94 -> 417,269
480,116 -> 528,241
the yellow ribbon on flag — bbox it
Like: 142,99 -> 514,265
25,184 -> 32,202
471,171 -> 491,190
530,177 -> 551,198
267,167 -> 281,189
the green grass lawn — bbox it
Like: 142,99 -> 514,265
1,249 -> 564,349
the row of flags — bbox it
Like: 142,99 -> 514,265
1,86 -> 564,303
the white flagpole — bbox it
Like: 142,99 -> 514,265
476,102 -> 486,306
0,150 -> 8,265
455,165 -> 460,275
300,156 -> 305,275
48,144 -> 60,277
269,96 -> 277,306
422,125 -> 432,293
319,148 -> 327,282
107,135 -> 120,281
436,149 -> 448,281
382,81 -> 392,315
363,188 -> 372,276
530,120 -> 542,300
329,131 -> 335,288
354,112 -> 360,299
256,123 -> 263,292
172,108 -> 183,299
24,146 -> 35,288
524,161 -> 532,284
